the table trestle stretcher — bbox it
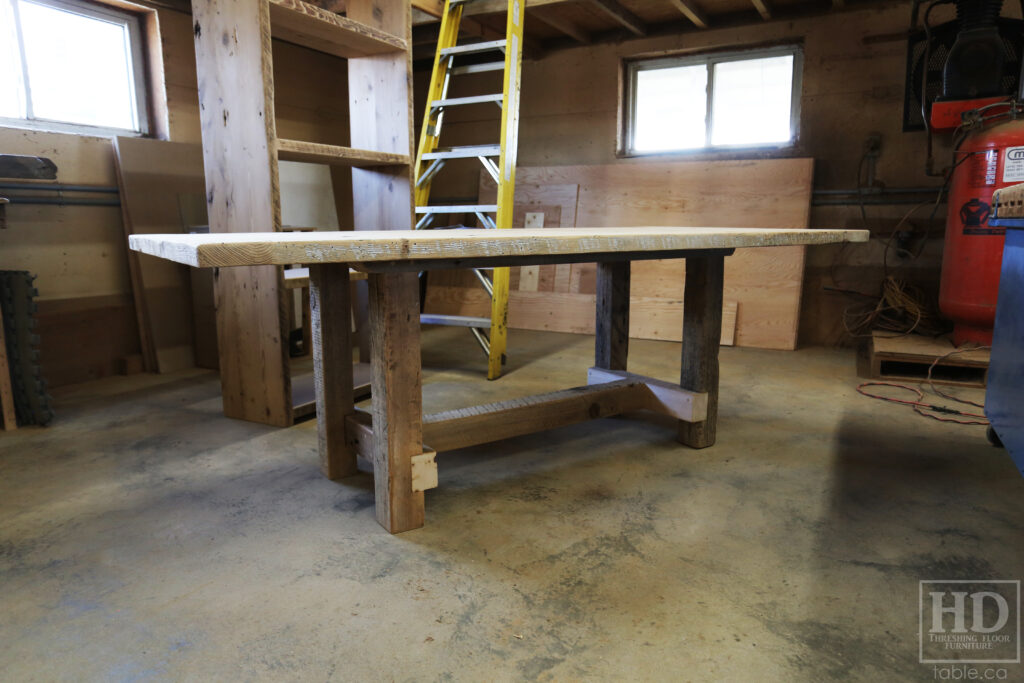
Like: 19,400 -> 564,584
130,227 -> 869,533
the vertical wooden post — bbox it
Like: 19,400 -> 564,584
347,0 -> 414,233
595,261 -> 631,371
353,280 -> 371,364
192,0 -> 291,427
368,272 -> 425,533
301,286 -> 312,358
679,254 -> 724,448
0,318 -> 16,431
310,265 -> 355,479
347,0 -> 412,370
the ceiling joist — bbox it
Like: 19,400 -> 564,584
411,0 -> 445,17
462,0 -> 570,16
668,0 -> 709,28
588,0 -> 647,35
531,10 -> 591,43
751,0 -> 771,20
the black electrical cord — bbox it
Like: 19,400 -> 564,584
922,0 -> 957,177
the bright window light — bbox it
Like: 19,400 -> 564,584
633,65 -> 707,152
626,46 -> 801,155
0,0 -> 148,134
711,55 -> 794,146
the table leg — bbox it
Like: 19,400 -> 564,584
595,261 -> 630,371
310,264 -> 356,479
679,254 -> 724,448
368,271 -> 425,533
353,279 -> 371,364
301,286 -> 312,357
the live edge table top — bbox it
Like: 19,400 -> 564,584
128,227 -> 869,270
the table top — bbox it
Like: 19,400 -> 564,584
130,227 -> 868,268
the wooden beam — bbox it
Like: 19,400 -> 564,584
463,0 -> 570,16
678,254 -> 724,448
595,261 -> 629,371
0,318 -> 16,431
307,0 -> 347,12
348,249 -> 735,273
588,0 -> 646,35
310,264 -> 356,479
346,0 -> 415,232
367,272 -> 425,533
425,380 -> 652,452
347,380 -> 652,457
530,10 -> 590,43
668,0 -> 708,28
587,368 -> 708,423
192,0 -> 292,427
345,374 -> 707,462
411,0 -> 444,18
751,0 -> 771,20
130,0 -> 193,13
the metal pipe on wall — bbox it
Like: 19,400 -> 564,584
0,182 -> 119,194
2,196 -> 120,207
813,197 -> 946,206
813,186 -> 946,195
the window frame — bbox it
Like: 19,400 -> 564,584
0,0 -> 150,136
621,44 -> 804,157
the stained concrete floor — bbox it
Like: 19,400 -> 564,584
1,327 -> 1022,681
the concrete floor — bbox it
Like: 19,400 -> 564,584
1,327 -> 1021,681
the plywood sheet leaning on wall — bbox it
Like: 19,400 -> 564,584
423,159 -> 813,350
113,137 -> 204,373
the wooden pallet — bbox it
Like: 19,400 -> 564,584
865,331 -> 990,387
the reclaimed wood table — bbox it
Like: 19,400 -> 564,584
130,227 -> 868,533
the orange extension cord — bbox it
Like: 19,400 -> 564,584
856,346 -> 991,426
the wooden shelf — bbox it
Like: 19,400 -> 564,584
277,139 -> 410,167
268,0 -> 406,59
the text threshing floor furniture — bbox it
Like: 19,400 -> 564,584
130,227 -> 869,533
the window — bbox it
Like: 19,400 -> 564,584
0,0 -> 149,135
623,45 -> 802,155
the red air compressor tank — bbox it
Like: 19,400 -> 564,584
939,116 -> 1024,345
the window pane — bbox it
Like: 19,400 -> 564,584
19,0 -> 138,130
632,64 -> 707,152
710,55 -> 794,147
0,0 -> 27,119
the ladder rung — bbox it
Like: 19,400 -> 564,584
452,61 -> 505,76
439,40 -> 507,57
421,145 -> 501,160
421,314 -> 491,328
415,204 -> 498,213
431,94 -> 503,108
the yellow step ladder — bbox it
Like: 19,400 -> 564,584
414,0 -> 525,380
